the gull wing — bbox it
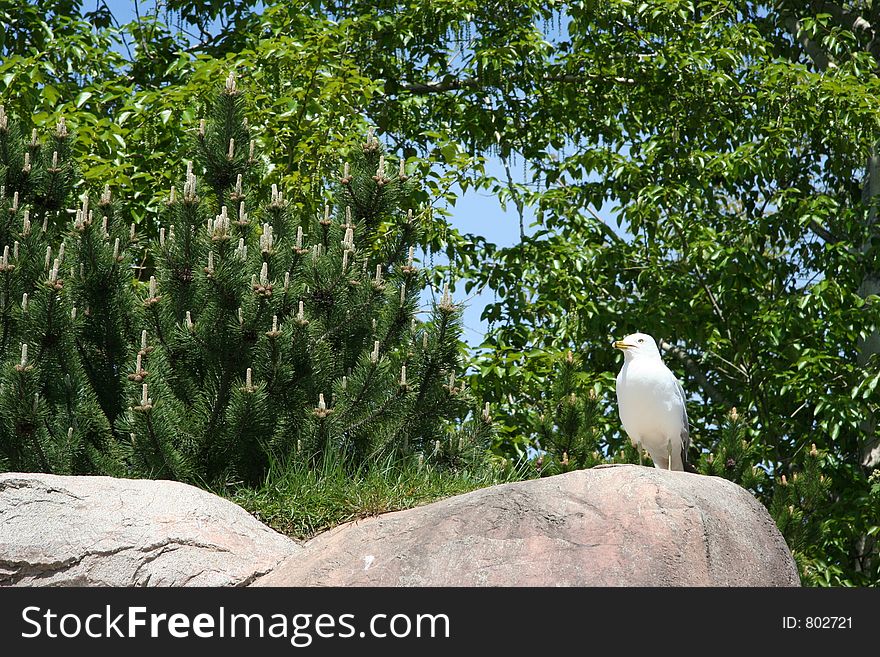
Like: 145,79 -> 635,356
674,379 -> 692,467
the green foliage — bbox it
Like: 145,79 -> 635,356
0,1 -> 392,229
0,78 -> 494,491
6,0 -> 880,584
529,350 -> 606,475
769,445 -> 835,585
695,408 -> 769,491
0,108 -> 120,475
311,0 -> 880,586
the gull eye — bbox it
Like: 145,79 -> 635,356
638,338 -> 644,343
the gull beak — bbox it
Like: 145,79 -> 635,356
613,340 -> 632,351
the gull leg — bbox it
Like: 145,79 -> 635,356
637,440 -> 643,466
667,438 -> 673,471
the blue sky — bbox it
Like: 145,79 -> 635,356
422,166 -> 537,346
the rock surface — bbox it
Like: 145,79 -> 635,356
253,465 -> 800,586
0,472 -> 299,586
0,465 -> 800,587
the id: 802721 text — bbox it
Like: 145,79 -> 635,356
782,616 -> 852,629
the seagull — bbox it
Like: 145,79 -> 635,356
613,332 -> 693,471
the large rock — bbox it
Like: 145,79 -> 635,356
254,465 -> 799,586
0,472 -> 299,586
0,465 -> 799,587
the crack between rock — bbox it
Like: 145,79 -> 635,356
1,537 -> 234,586
0,479 -> 84,500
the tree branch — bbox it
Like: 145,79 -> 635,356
501,155 -> 526,241
399,72 -> 635,95
808,218 -> 838,244
816,1 -> 875,40
781,15 -> 834,70
862,437 -> 880,468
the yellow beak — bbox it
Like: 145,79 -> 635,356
613,340 -> 633,350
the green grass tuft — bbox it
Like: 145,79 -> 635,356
229,454 -> 530,540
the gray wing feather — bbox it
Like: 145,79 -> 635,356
674,380 -> 691,463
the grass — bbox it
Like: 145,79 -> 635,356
230,454 -> 530,541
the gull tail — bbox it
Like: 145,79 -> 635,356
681,443 -> 698,473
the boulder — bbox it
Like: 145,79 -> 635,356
0,472 -> 299,586
253,465 -> 799,586
0,465 -> 800,587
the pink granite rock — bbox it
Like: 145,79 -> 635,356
253,464 -> 799,586
1,465 -> 799,587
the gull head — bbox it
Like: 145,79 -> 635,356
613,332 -> 661,361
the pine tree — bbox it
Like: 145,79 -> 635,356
531,350 -> 613,476
0,108 -> 119,475
695,406 -> 767,489
0,74 -> 494,489
768,443 -> 833,584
